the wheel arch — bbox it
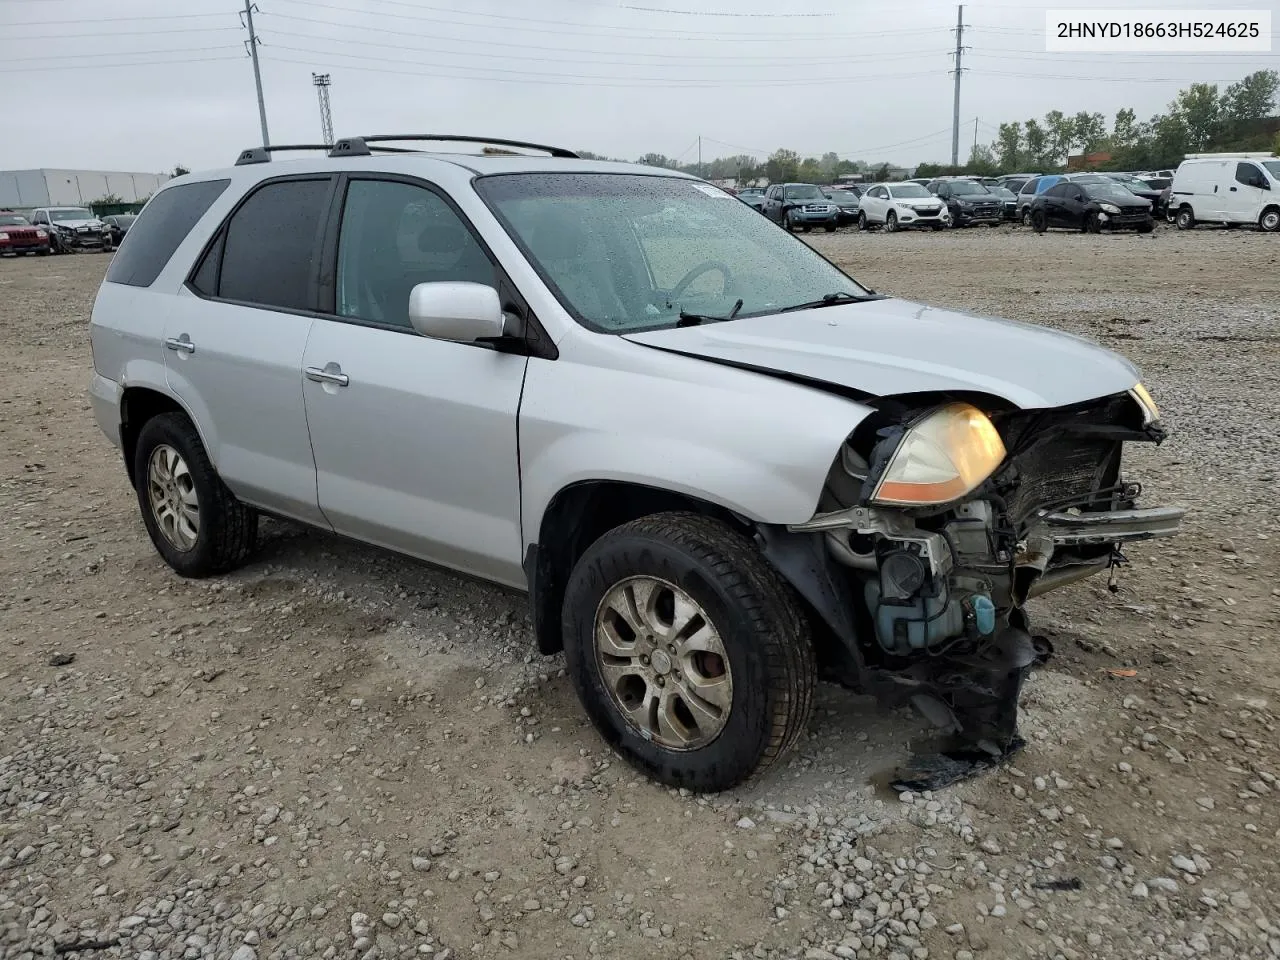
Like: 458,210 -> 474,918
119,386 -> 206,486
524,481 -> 750,656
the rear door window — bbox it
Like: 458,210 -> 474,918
105,179 -> 230,288
207,177 -> 332,312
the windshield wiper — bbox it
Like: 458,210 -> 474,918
676,298 -> 744,327
776,291 -> 883,313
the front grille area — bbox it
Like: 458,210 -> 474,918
913,206 -> 941,216
995,393 -> 1139,526
1003,435 -> 1120,525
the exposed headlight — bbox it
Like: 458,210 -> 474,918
1130,382 -> 1161,425
1099,202 -> 1121,214
0,233 -> 8,241
35,229 -> 47,238
871,403 -> 1007,506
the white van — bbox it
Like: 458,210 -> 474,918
1169,153 -> 1280,232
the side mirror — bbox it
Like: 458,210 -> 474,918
408,282 -> 506,343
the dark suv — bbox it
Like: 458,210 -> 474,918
761,183 -> 839,232
925,179 -> 1003,227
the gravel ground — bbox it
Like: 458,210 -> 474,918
2,223 -> 1278,960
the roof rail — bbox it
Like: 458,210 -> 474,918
234,144 -> 333,166
328,135 -> 579,159
1184,151 -> 1275,160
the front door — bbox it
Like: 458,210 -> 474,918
1227,162 -> 1268,224
164,176 -> 333,527
300,176 -> 528,586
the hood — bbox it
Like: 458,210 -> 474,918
622,298 -> 1140,410
51,217 -> 103,228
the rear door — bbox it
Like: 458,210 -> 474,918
300,175 -> 528,586
166,176 -> 333,526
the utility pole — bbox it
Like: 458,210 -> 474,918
950,3 -> 966,167
243,0 -> 270,148
697,135 -> 702,172
973,116 -> 979,155
313,73 -> 334,145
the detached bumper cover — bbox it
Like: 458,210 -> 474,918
1031,505 -> 1185,546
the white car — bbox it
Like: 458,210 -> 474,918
857,182 -> 951,232
1168,153 -> 1280,232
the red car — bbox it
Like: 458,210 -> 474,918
0,211 -> 52,256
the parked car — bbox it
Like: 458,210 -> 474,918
821,187 -> 862,225
1029,179 -> 1154,233
0,210 -> 52,256
30,206 -> 112,253
924,179 -> 1003,227
858,181 -> 951,231
88,135 -> 1183,792
1168,154 -> 1280,232
762,183 -> 839,232
1095,173 -> 1166,217
102,214 -> 138,246
985,184 -> 1020,221
737,187 -> 767,213
1015,175 -> 1064,223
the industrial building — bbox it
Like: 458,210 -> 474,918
0,169 -> 170,210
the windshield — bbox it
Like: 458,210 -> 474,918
783,184 -> 823,200
987,186 -> 1015,199
49,208 -> 93,220
823,190 -> 859,202
888,183 -> 933,199
476,173 -> 867,332
1084,183 -> 1142,202
950,181 -> 991,196
0,214 -> 30,226
114,214 -> 137,225
1263,161 -> 1280,179
739,188 -> 763,196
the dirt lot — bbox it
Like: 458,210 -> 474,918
2,225 -> 1279,960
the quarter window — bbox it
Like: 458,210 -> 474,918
214,178 -> 331,311
334,179 -> 495,329
107,178 -> 230,288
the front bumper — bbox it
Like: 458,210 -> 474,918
1029,505 -> 1185,546
56,229 -> 108,249
1097,211 -> 1153,230
791,211 -> 838,225
0,238 -> 51,254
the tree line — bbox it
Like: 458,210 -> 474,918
590,69 -> 1278,183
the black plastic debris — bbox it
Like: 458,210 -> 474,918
1031,877 -> 1083,892
890,735 -> 1027,793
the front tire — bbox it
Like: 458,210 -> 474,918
1031,209 -> 1048,233
1085,211 -> 1103,234
1260,208 -> 1280,233
885,211 -> 899,233
783,210 -> 795,233
857,212 -> 868,231
1175,206 -> 1195,231
133,412 -> 258,578
561,513 -> 816,792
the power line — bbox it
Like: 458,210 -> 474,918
6,26 -> 243,40
259,52 -> 943,88
0,45 -> 238,63
0,55 -> 244,73
4,11 -> 233,25
271,0 -> 930,41
262,11 -> 942,54
260,29 -> 948,68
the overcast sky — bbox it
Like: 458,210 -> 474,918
2,0 -> 1278,173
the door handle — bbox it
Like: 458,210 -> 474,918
305,364 -> 349,387
164,336 -> 195,354
1230,186 -> 1238,192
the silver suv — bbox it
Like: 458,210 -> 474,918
89,135 -> 1184,792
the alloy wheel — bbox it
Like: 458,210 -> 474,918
146,444 -> 200,551
593,576 -> 733,751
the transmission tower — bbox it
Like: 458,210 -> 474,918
312,73 -> 334,145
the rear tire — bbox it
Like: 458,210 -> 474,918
1175,206 -> 1195,231
133,412 -> 258,578
561,513 -> 816,792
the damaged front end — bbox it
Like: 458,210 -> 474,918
774,385 -> 1184,789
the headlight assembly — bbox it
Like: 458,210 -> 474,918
870,403 -> 1007,506
1099,202 -> 1121,214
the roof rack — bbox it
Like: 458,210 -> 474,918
234,144 -> 334,166
328,135 -> 579,159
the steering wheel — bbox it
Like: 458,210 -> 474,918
669,259 -> 735,301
